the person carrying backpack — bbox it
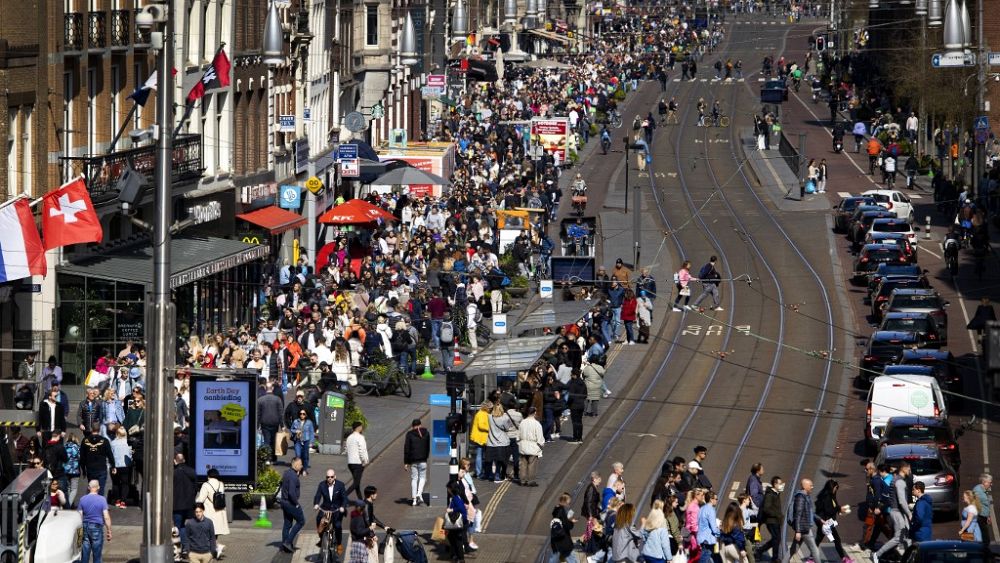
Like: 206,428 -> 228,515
692,256 -> 723,311
392,321 -> 416,377
549,493 -> 579,563
440,317 -> 457,371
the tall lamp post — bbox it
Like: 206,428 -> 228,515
137,2 -> 175,561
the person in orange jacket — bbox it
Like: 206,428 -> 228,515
866,136 -> 882,175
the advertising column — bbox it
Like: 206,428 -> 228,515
189,374 -> 258,484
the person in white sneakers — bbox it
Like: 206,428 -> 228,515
693,256 -> 724,311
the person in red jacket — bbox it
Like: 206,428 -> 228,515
621,289 -> 638,345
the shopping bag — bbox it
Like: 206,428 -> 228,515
672,550 -> 689,563
382,535 -> 396,563
431,516 -> 447,542
275,430 -> 291,456
805,180 -> 816,194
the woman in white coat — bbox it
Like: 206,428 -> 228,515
195,468 -> 230,553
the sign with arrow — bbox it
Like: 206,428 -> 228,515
931,52 -> 975,68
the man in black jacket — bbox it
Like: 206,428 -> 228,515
757,476 -> 786,562
313,468 -> 348,554
172,453 -> 198,556
403,419 -> 431,506
566,371 -> 587,443
80,424 -> 114,495
257,384 -> 284,462
37,386 -> 66,444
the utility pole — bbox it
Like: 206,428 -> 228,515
974,0 -> 986,198
142,4 -> 176,562
623,136 -> 630,214
633,177 -> 641,268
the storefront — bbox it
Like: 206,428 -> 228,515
55,237 -> 269,382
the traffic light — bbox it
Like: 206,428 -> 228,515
446,371 -> 466,398
816,36 -> 826,52
446,412 -> 466,434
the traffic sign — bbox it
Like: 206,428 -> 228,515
340,158 -> 360,177
975,115 -> 990,130
279,185 -> 301,209
931,52 -> 975,68
336,143 -> 358,161
990,52 -> 1000,66
305,176 -> 323,194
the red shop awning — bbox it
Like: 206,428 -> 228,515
236,206 -> 307,235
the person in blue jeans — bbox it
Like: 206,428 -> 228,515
697,491 -> 720,563
290,409 -> 315,474
78,479 -> 111,563
279,458 -> 306,553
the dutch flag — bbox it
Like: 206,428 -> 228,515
0,199 -> 46,282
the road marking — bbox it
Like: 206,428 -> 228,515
480,479 -> 511,531
728,481 -> 741,500
758,78 -> 766,82
837,191 -> 852,198
673,78 -> 682,82
908,193 -> 923,199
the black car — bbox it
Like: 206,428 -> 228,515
870,277 -> 931,322
851,209 -> 896,246
879,415 -> 962,469
854,244 -> 909,285
761,79 -> 788,102
867,263 -> 925,297
833,196 -> 876,233
865,231 -> 917,262
887,288 -> 948,331
878,311 -> 946,348
900,540 -> 997,563
902,348 -> 961,389
859,330 -> 920,385
847,204 -> 887,241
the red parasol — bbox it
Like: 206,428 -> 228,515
318,199 -> 397,225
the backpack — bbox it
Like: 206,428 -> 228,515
454,285 -> 468,307
63,442 -> 80,476
440,321 -> 455,344
395,530 -> 428,563
393,329 -> 413,350
210,483 -> 226,510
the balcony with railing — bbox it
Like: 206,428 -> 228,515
64,135 -> 203,205
111,10 -> 130,47
134,8 -> 150,45
64,13 -> 84,51
88,11 -> 106,49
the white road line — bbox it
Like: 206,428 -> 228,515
837,191 -> 852,198
908,193 -> 923,199
673,78 -> 682,82
920,244 -> 942,260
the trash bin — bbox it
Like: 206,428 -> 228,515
317,391 -> 346,455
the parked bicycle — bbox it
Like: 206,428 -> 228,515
355,363 -> 411,397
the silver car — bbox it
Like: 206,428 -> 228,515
876,443 -> 960,513
886,288 -> 948,331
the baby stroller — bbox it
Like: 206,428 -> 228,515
388,530 -> 428,563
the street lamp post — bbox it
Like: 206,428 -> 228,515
137,2 -> 176,561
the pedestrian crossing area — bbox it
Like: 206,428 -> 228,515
736,19 -> 797,24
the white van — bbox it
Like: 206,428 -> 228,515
866,373 -> 947,444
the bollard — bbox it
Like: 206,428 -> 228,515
925,215 -> 932,240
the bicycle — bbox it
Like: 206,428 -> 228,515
317,509 -> 341,563
355,362 -> 412,397
606,109 -> 623,129
701,113 -> 731,127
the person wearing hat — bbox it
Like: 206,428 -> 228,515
403,419 -> 431,506
612,258 -> 632,286
284,389 -> 314,430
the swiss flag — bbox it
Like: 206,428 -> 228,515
41,178 -> 104,250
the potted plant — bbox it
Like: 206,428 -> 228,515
507,275 -> 530,298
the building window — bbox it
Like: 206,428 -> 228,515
87,67 -> 98,156
63,72 -> 74,182
366,5 -> 379,47
7,111 -> 17,197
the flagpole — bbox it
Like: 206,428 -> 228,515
109,103 -> 140,154
173,43 -> 227,137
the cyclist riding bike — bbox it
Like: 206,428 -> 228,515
658,99 -> 668,124
853,120 -> 867,153
711,100 -> 721,126
600,126 -> 612,154
667,97 -> 679,124
867,137 -> 883,175
697,98 -> 707,127
942,228 -> 960,275
832,122 -> 845,151
790,66 -> 803,91
571,173 -> 587,197
567,219 -> 590,256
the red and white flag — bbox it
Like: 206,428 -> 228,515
186,47 -> 231,103
41,178 -> 104,250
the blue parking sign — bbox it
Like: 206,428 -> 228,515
279,185 -> 302,209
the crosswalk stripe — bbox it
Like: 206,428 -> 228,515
909,193 -> 923,199
673,78 -> 681,82
837,191 -> 853,198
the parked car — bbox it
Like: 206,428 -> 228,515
862,188 -> 915,224
833,196 -> 876,233
868,217 -> 918,245
878,415 -> 962,469
900,540 -> 997,563
902,348 -> 960,389
865,231 -> 917,262
874,443 -> 959,512
851,210 -> 898,248
878,311 -> 946,348
854,244 -> 909,285
886,288 -> 948,331
847,204 -> 889,241
867,264 -> 926,298
859,330 -> 920,386
871,277 -> 932,322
